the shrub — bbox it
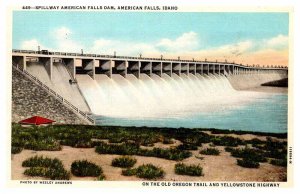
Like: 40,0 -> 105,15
200,148 -> 220,155
174,163 -> 203,176
196,133 -> 212,144
176,143 -> 198,150
24,167 -> 70,180
109,136 -> 124,143
246,138 -> 265,145
237,158 -> 259,168
59,135 -> 93,148
24,167 -> 48,177
270,159 -> 287,167
135,164 -> 164,179
23,138 -> 61,151
230,147 -> 267,162
264,137 -> 286,150
22,156 -> 69,180
97,174 -> 106,181
211,136 -> 244,147
71,160 -> 103,177
264,149 -> 287,160
112,156 -> 137,168
252,144 -> 265,150
224,146 -> 234,152
95,142 -> 191,161
122,168 -> 137,176
149,147 -> 192,161
22,155 -> 62,168
162,138 -> 174,144
122,164 -> 164,179
11,146 -> 23,154
182,137 -> 200,145
95,142 -> 140,155
209,143 -> 216,147
73,140 -> 93,148
140,138 -> 156,147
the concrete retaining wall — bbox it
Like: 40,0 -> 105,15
26,62 -> 91,112
227,73 -> 288,90
12,67 -> 88,125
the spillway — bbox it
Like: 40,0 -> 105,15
76,73 -> 271,119
26,62 -> 90,112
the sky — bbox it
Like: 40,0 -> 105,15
13,11 -> 289,66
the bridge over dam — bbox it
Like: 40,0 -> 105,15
12,49 -> 288,80
12,49 -> 288,121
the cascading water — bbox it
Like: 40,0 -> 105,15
75,72 -> 287,133
76,73 -> 271,119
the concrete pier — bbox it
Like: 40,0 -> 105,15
162,62 -> 172,77
189,63 -> 196,75
172,62 -> 181,76
202,64 -> 209,75
62,58 -> 76,79
39,57 -> 53,80
181,63 -> 189,75
141,61 -> 152,77
113,60 -> 127,78
152,62 -> 162,77
96,59 -> 112,78
128,61 -> 140,78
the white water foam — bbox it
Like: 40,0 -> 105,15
76,73 -> 271,119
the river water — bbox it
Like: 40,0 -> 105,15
94,93 -> 287,133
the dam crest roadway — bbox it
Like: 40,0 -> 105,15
12,49 -> 288,81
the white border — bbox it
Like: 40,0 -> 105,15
1,0 -> 299,194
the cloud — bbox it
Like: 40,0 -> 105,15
171,35 -> 288,66
20,39 -> 47,50
264,34 -> 288,50
209,40 -> 254,57
89,31 -> 199,57
156,31 -> 199,52
53,26 -> 72,40
19,28 -> 288,66
90,39 -> 160,56
50,27 -> 82,52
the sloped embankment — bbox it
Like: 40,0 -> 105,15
12,67 -> 88,125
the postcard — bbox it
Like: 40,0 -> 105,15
7,3 -> 294,189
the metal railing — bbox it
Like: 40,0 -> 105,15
12,49 -> 288,70
12,63 -> 95,125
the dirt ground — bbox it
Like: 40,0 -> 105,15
202,131 -> 286,142
11,137 -> 287,182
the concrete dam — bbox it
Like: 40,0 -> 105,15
12,49 -> 288,124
